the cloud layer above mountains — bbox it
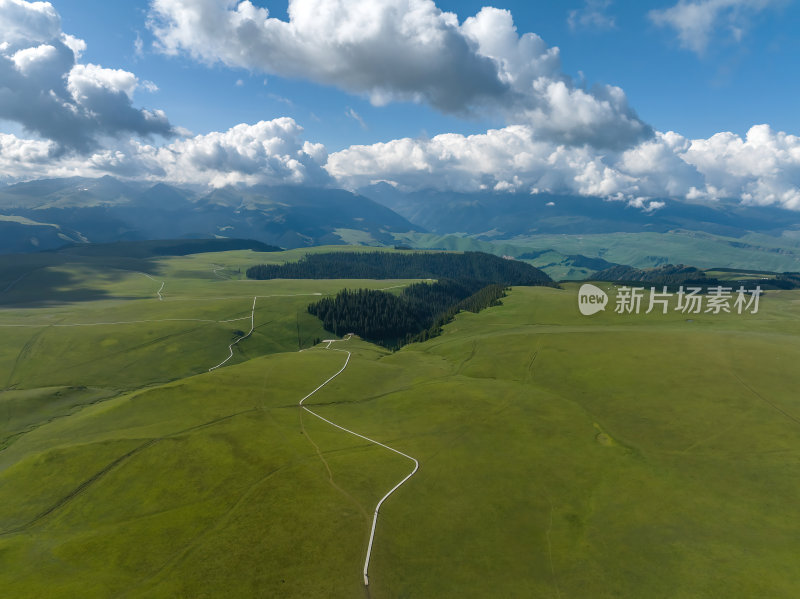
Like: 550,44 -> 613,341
5,117 -> 799,210
1,0 -> 800,211
328,124 -> 800,209
1,119 -> 331,187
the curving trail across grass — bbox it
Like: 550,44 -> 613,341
298,335 -> 419,587
207,293 -> 324,372
206,282 -> 421,585
208,296 -> 257,372
206,284 -> 406,372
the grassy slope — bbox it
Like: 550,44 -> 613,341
503,231 -> 800,272
0,247 -> 417,452
399,231 -> 800,277
2,248 -> 800,597
312,285 -> 800,598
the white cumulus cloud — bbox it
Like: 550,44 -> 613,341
326,126 -> 651,195
4,120 -> 800,211
327,123 -> 800,210
0,0 -> 61,46
148,0 -> 650,149
2,0 -> 798,211
683,125 -> 800,208
0,119 -> 331,188
0,0 -> 173,151
147,118 -> 331,187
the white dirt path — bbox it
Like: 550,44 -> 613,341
203,288 -> 420,586
136,271 -> 164,301
1,281 -> 419,586
208,297 -> 257,372
298,336 -> 419,587
206,293 -> 325,372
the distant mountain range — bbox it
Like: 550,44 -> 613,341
358,183 -> 800,276
0,176 -> 419,253
2,176 -> 800,277
358,182 -> 800,239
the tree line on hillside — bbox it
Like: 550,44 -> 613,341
246,251 -> 553,286
591,263 -> 800,290
774,273 -> 800,289
307,280 -> 508,349
592,264 -> 708,287
250,251 -> 553,349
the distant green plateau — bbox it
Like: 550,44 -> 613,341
1,244 -> 799,598
396,230 -> 800,280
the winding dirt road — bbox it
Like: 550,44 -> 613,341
298,336 -> 419,587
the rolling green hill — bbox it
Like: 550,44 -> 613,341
2,244 -> 800,597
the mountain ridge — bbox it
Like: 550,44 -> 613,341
0,177 -> 421,252
359,183 -> 800,239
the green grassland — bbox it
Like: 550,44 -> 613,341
399,230 -> 800,278
0,247 -> 418,452
501,230 -> 800,271
2,246 -> 800,597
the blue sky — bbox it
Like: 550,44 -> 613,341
2,0 -> 800,210
48,0 -> 800,149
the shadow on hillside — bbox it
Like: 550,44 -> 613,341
0,237 -> 280,307
0,256 -> 164,307
0,268 -> 118,307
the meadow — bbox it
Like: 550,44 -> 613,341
399,230 -> 800,279
1,246 -> 799,597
